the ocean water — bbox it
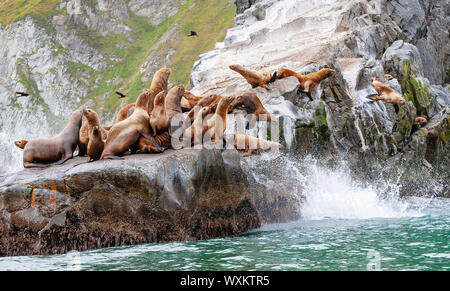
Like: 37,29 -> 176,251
0,156 -> 448,271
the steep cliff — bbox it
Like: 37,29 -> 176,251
191,0 -> 449,190
0,0 -> 235,173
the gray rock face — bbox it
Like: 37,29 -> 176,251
0,149 -> 277,257
190,0 -> 449,190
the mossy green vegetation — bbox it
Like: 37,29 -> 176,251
2,0 -> 236,119
402,60 -> 431,117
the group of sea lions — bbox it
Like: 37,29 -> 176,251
14,64 -> 419,168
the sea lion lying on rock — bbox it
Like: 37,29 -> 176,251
14,140 -> 28,149
234,134 -> 285,156
101,90 -> 162,159
22,110 -> 83,168
275,67 -> 336,100
370,77 -> 406,105
229,64 -> 274,90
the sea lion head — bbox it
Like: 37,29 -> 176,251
153,90 -> 167,106
415,116 -> 428,124
322,68 -> 336,77
231,93 -> 273,123
385,74 -> 394,81
397,96 -> 406,106
175,84 -> 185,96
14,140 -> 28,149
82,108 -> 100,125
159,68 -> 171,79
229,64 -> 244,72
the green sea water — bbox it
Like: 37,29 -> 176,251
0,197 -> 448,271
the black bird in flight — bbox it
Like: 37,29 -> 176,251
115,91 -> 126,98
15,92 -> 29,97
187,30 -> 198,37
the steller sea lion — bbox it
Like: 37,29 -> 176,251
14,140 -> 28,149
101,89 -> 162,159
22,110 -> 83,168
138,132 -> 171,153
228,92 -> 273,123
149,90 -> 169,136
275,67 -> 336,100
184,105 -> 215,142
186,94 -> 222,123
234,134 -> 285,156
147,68 -> 171,114
229,64 -> 273,90
415,116 -> 428,125
82,109 -> 107,162
181,91 -> 201,111
370,77 -> 406,105
203,96 -> 235,142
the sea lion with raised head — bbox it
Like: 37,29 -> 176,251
181,91 -> 201,111
229,64 -> 273,90
101,89 -> 162,159
147,68 -> 171,113
82,109 -> 107,162
203,96 -> 235,142
370,77 -> 406,105
14,140 -> 28,149
22,110 -> 83,168
234,134 -> 284,156
275,67 -> 336,100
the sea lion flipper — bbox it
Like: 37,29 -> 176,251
55,156 -> 73,165
269,71 -> 277,83
140,133 -> 163,153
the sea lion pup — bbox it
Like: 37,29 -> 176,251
370,77 -> 406,105
186,94 -> 222,123
415,116 -> 428,125
229,64 -> 273,90
14,140 -> 28,149
234,134 -> 285,156
275,67 -> 336,100
181,91 -> 201,111
101,90 -> 162,160
228,92 -> 273,123
82,109 -> 107,162
22,110 -> 83,168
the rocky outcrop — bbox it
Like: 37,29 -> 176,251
0,149 -> 265,257
190,0 -> 449,194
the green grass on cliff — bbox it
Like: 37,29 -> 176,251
1,0 -> 236,119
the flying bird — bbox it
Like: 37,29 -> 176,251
115,91 -> 126,98
187,30 -> 198,37
15,92 -> 29,97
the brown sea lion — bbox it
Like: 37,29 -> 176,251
184,105 -> 215,142
415,116 -> 428,125
370,77 -> 406,105
78,115 -> 89,156
228,92 -> 273,123
101,90 -> 162,159
275,68 -> 336,100
186,94 -> 222,123
14,140 -> 28,149
138,132 -> 171,153
103,103 -> 137,131
385,74 -> 394,81
82,109 -> 107,162
181,91 -> 201,110
203,96 -> 235,142
149,90 -> 169,136
22,110 -> 83,168
234,134 -> 285,156
229,64 -> 273,90
147,68 -> 171,113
